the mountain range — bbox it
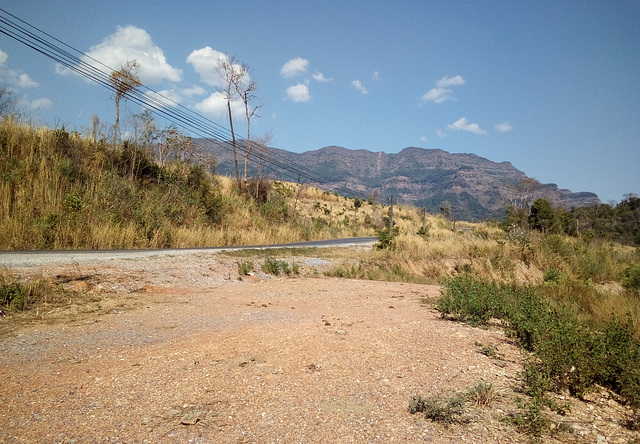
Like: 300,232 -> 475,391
199,140 -> 600,221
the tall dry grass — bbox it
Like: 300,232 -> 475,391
0,119 -> 380,250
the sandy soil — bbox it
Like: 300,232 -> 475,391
0,251 -> 636,443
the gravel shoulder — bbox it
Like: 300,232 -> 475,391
0,250 -> 636,443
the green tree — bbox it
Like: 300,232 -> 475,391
529,198 -> 556,233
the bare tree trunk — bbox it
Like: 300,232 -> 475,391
227,100 -> 239,186
243,128 -> 251,187
113,100 -> 120,146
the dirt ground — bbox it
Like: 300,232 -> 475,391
0,251 -> 637,443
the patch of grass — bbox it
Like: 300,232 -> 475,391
237,260 -> 254,276
0,268 -> 51,311
410,381 -> 501,427
475,342 -> 498,359
543,268 -> 566,285
503,397 -> 550,437
261,257 -> 299,276
408,394 -> 467,426
467,380 -> 500,407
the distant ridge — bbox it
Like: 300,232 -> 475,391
199,140 -> 600,221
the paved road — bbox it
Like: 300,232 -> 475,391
0,237 -> 377,268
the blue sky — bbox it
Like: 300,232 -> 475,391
1,0 -> 638,203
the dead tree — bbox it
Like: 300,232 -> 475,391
233,62 -> 261,187
109,60 -> 141,145
215,55 -> 244,186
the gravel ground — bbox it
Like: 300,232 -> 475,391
0,250 -> 637,443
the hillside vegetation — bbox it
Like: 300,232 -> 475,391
0,119 -> 380,250
2,118 -> 640,437
205,141 -> 601,221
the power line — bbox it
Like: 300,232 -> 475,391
0,8 -> 333,186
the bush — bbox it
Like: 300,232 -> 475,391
262,257 -> 297,276
0,270 -> 51,311
375,229 -> 392,249
408,394 -> 467,425
237,260 -> 254,276
621,263 -> 640,292
438,275 -> 640,416
260,194 -> 290,222
437,275 -> 505,327
543,268 -> 566,285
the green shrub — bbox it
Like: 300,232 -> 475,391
466,380 -> 498,407
237,260 -> 254,276
0,280 -> 28,310
543,268 -> 566,285
375,229 -> 392,250
262,257 -> 292,276
438,275 -> 505,327
621,263 -> 640,292
504,396 -> 550,437
260,194 -> 290,222
416,226 -> 429,237
438,275 -> 640,419
408,394 -> 467,425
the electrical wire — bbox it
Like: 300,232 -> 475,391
0,8 -> 359,189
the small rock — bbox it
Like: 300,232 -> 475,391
180,412 -> 201,425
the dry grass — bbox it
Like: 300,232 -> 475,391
2,119 -> 639,333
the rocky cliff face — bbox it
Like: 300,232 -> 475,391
200,141 -> 600,221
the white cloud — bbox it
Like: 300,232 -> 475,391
60,26 -> 182,84
421,87 -> 453,104
436,129 -> 447,138
285,83 -> 311,102
495,121 -> 514,133
312,72 -> 332,82
194,91 -> 244,118
187,47 -> 227,87
373,71 -> 380,81
421,74 -> 465,104
280,57 -> 309,78
436,74 -> 465,88
447,117 -> 486,135
0,49 -> 8,65
145,89 -> 182,104
181,85 -> 206,97
420,136 -> 428,142
18,73 -> 39,88
352,80 -> 368,94
29,98 -> 53,109
146,85 -> 207,106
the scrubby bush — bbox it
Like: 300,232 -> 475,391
237,260 -> 254,276
439,275 -> 640,422
261,257 -> 298,276
621,263 -> 640,293
543,268 -> 566,285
